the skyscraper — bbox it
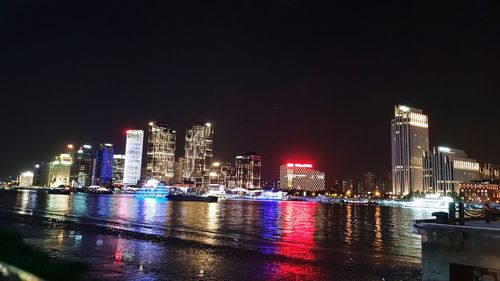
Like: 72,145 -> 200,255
146,121 -> 176,183
183,122 -> 214,188
48,153 -> 73,187
123,130 -> 144,185
112,154 -> 125,183
391,105 -> 429,195
92,144 -> 114,186
235,153 -> 262,190
173,157 -> 185,184
70,144 -> 93,187
209,162 -> 232,187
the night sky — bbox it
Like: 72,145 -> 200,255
1,1 -> 499,184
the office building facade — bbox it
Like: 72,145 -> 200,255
19,171 -> 34,187
183,122 -> 214,188
235,153 -> 261,190
391,105 -> 429,195
209,162 -> 232,187
70,145 -> 93,187
123,130 -> 144,185
423,147 -> 480,194
146,121 -> 176,183
112,154 -> 125,183
92,144 -> 114,186
279,163 -> 325,192
48,154 -> 73,187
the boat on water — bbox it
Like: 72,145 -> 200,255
87,185 -> 113,194
402,195 -> 454,210
166,194 -> 219,202
48,185 -> 72,195
134,180 -> 170,197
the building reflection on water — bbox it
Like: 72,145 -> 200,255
0,192 -> 430,280
265,201 -> 321,280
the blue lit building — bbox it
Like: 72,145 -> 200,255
92,144 -> 114,186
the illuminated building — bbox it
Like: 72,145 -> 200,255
459,182 -> 500,201
112,154 -> 125,183
333,179 -> 352,194
480,163 -> 500,181
391,105 -> 429,195
123,130 -> 144,185
279,163 -> 325,192
146,121 -> 176,183
235,153 -> 261,190
423,147 -> 480,194
70,145 -> 93,187
173,157 -> 185,184
209,162 -> 232,186
19,171 -> 34,187
183,122 -> 213,188
48,154 -> 73,187
361,171 -> 376,194
92,144 -> 114,186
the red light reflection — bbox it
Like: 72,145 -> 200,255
270,201 -> 319,280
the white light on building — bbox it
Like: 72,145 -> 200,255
391,105 -> 429,195
123,130 -> 144,185
19,171 -> 34,187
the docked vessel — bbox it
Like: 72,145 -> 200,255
402,195 -> 454,210
48,185 -> 72,195
135,180 -> 170,198
87,186 -> 113,194
166,194 -> 219,202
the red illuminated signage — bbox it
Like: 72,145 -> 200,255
286,163 -> 313,168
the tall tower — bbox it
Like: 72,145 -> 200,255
235,153 -> 262,190
146,121 -> 176,183
70,144 -> 93,187
391,105 -> 429,195
123,130 -> 144,185
183,122 -> 214,188
92,144 -> 114,186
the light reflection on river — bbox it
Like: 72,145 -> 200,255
0,191 -> 433,280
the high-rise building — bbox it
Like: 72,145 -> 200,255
92,144 -> 114,186
112,154 -> 125,183
361,171 -> 376,194
173,157 -> 185,184
423,147 -> 480,194
123,130 -> 144,185
70,145 -> 93,187
235,153 -> 261,190
146,121 -> 176,183
391,105 -> 429,195
19,171 -> 34,187
183,122 -> 214,188
48,154 -> 73,187
209,162 -> 232,187
279,163 -> 325,192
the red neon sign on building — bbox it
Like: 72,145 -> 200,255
286,163 -> 313,168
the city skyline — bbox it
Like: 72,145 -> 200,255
3,105 -> 500,187
1,2 -> 499,185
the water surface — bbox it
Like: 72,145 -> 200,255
0,191 -> 432,280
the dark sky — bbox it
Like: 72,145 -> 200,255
1,1 -> 500,184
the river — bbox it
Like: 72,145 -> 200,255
0,190 -> 433,280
